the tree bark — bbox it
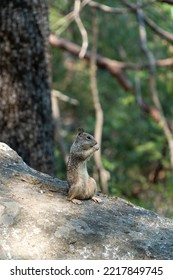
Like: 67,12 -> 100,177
0,0 -> 55,175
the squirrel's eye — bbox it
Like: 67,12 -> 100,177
86,136 -> 91,140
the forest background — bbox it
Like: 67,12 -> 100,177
1,0 -> 173,218
50,0 -> 173,218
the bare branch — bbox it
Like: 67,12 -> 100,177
51,90 -> 79,163
88,0 -> 156,13
136,0 -> 173,170
52,89 -> 79,105
49,35 -> 173,132
90,8 -> 110,193
49,35 -> 173,73
144,16 -> 173,43
133,76 -> 170,132
49,35 -> 132,91
121,58 -> 173,70
156,58 -> 173,67
55,0 -> 91,55
73,0 -> 89,58
122,0 -> 173,43
88,1 -> 130,13
51,94 -> 68,164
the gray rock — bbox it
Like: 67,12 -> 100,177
0,142 -> 173,260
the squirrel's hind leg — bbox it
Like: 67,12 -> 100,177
68,198 -> 82,205
68,185 -> 83,204
92,196 -> 102,203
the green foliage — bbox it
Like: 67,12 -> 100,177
49,0 -> 173,217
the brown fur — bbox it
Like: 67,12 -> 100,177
67,128 -> 101,204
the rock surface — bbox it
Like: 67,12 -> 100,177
0,142 -> 173,260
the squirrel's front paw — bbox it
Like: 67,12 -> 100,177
94,145 -> 99,151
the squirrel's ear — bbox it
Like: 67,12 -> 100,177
78,127 -> 84,136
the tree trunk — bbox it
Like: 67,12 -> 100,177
0,0 -> 55,175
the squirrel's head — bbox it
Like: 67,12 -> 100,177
74,128 -> 99,152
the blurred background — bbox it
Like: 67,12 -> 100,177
49,0 -> 173,217
1,0 -> 173,217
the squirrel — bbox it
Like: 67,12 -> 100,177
67,128 -> 102,204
